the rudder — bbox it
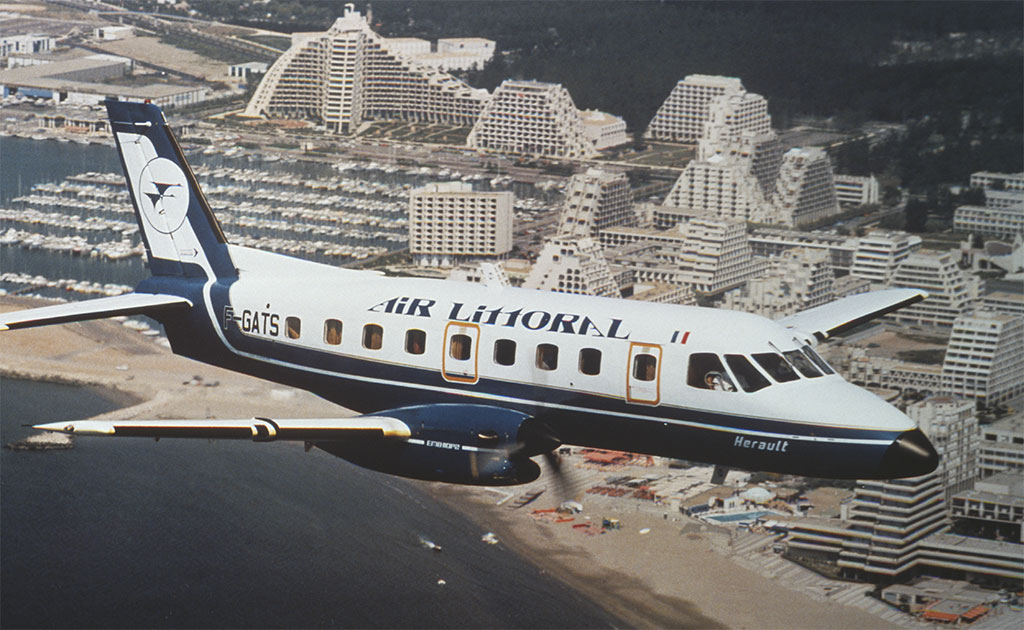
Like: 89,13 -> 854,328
106,99 -> 235,280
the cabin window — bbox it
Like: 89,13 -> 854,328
324,319 -> 342,345
405,329 -> 426,355
632,353 -> 657,382
578,348 -> 602,376
449,334 -> 472,361
687,353 -> 736,391
285,317 -> 301,340
802,345 -> 834,375
783,349 -> 823,378
536,344 -> 558,371
752,352 -> 799,383
724,354 -> 771,392
494,339 -> 516,366
362,324 -> 383,350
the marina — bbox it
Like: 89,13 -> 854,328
0,136 -> 563,302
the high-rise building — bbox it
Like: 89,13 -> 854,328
245,7 -> 490,133
663,154 -> 773,223
467,80 -> 597,159
408,182 -> 513,267
722,248 -> 835,319
908,397 -> 979,497
888,250 -> 977,329
523,237 -> 620,297
557,169 -> 634,237
849,231 -> 923,286
771,147 -> 842,227
600,212 -> 764,295
941,311 -> 1024,407
644,75 -> 770,142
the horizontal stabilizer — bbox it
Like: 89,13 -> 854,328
33,416 -> 412,441
0,293 -> 192,331
777,289 -> 928,342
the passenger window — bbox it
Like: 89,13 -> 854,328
285,317 -> 301,340
687,353 -> 736,391
725,354 -> 771,392
752,353 -> 799,383
324,319 -> 342,345
632,354 -> 657,381
405,329 -> 426,355
802,345 -> 834,375
784,349 -> 822,378
536,344 -> 558,371
449,334 -> 472,361
578,348 -> 602,376
494,339 -> 516,366
362,324 -> 383,350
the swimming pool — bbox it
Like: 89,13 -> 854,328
705,510 -> 779,523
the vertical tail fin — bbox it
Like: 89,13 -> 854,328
106,99 -> 235,280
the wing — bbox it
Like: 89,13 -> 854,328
33,416 -> 411,441
777,288 -> 928,342
0,293 -> 192,331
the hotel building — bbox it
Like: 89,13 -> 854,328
849,231 -> 923,286
887,250 -> 977,329
408,182 -> 513,267
772,147 -> 842,227
467,80 -> 597,159
245,7 -> 490,133
557,169 -> 634,237
523,237 -> 620,298
644,74 -> 770,143
941,311 -> 1024,407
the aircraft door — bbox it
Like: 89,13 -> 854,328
627,342 -> 661,405
442,322 -> 480,384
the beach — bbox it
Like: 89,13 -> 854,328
1,296 -> 901,629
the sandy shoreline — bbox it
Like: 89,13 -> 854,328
1,297 -> 902,629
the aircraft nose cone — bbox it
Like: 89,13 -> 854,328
877,429 -> 940,479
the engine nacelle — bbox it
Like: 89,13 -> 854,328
317,404 -> 555,486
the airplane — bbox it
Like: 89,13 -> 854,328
0,100 -> 939,486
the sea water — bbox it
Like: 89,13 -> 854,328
1,378 -> 619,628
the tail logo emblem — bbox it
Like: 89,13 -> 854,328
137,157 -> 189,234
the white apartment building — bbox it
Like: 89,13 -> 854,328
467,80 -> 596,159
954,205 -> 1024,240
557,169 -> 634,237
644,74 -> 770,142
600,213 -> 764,295
970,171 -> 1024,192
834,346 -> 943,395
979,415 -> 1024,477
849,230 -> 923,285
408,182 -> 513,267
523,237 -> 620,298
772,147 -> 842,227
982,189 -> 1024,210
1,34 -> 55,56
663,153 -> 773,223
981,291 -> 1024,316
579,110 -> 630,150
834,174 -> 880,206
722,247 -> 835,319
941,311 -> 1024,407
888,250 -> 977,328
908,397 -> 979,497
746,227 -> 857,273
245,7 -> 490,133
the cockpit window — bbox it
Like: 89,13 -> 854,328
687,353 -> 737,392
752,353 -> 800,383
802,345 -> 834,375
725,355 -> 771,392
783,349 -> 823,378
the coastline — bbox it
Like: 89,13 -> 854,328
1,296 -> 901,629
